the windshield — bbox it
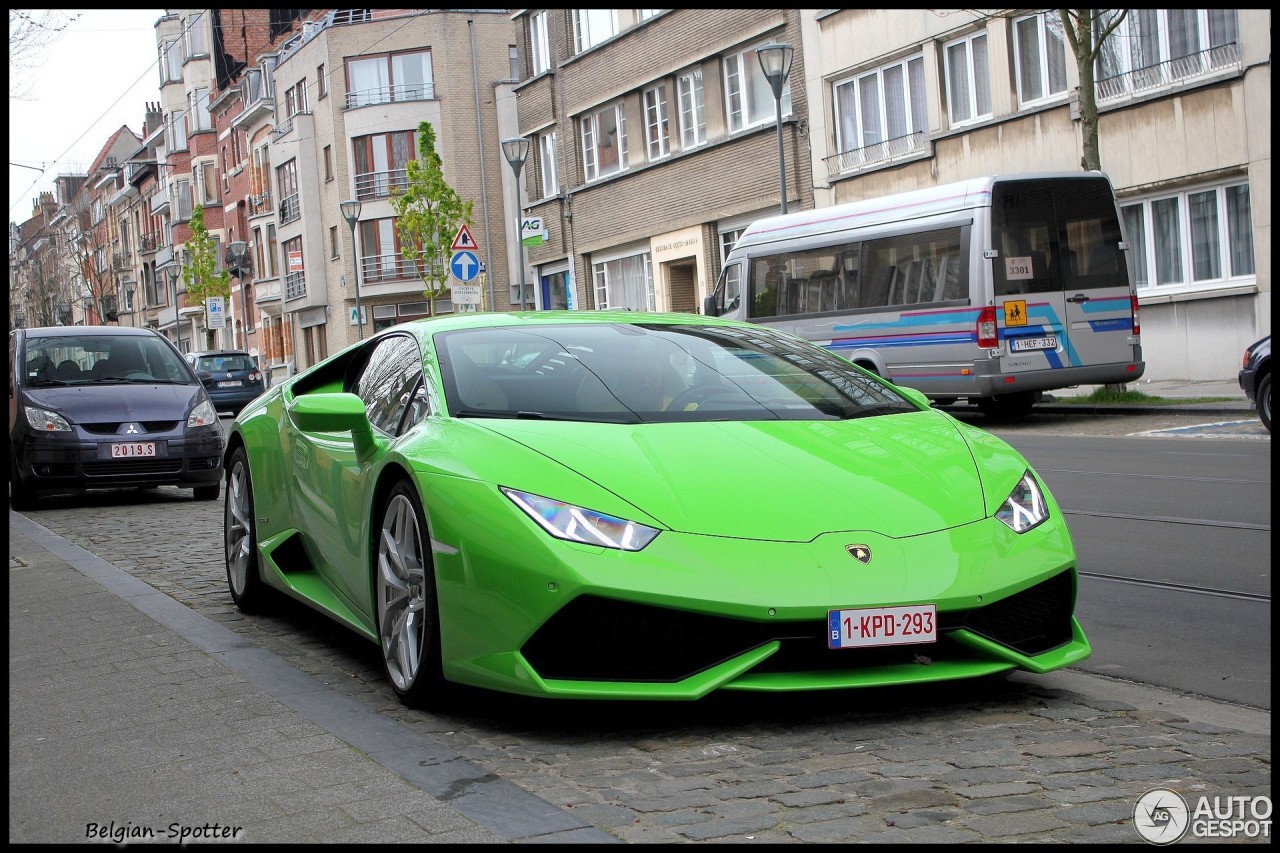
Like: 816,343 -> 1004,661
436,323 -> 916,424
23,334 -> 195,387
195,354 -> 256,372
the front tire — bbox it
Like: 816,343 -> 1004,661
1258,373 -> 1271,433
376,481 -> 443,707
9,452 -> 37,512
194,483 -> 220,501
224,447 -> 265,611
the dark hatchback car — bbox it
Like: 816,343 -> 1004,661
185,350 -> 266,415
8,326 -> 224,510
1238,334 -> 1271,433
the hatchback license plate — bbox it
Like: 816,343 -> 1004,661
217,380 -> 242,388
828,604 -> 937,649
110,442 -> 156,458
1009,335 -> 1058,352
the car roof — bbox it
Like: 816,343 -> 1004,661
189,350 -> 252,357
18,325 -> 163,338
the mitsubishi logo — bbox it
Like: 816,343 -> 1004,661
846,544 -> 872,564
125,423 -> 140,435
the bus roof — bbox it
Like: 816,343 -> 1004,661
733,171 -> 1112,253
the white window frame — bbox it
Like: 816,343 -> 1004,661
592,248 -> 654,311
580,103 -> 628,182
539,132 -> 558,198
1012,11 -> 1069,107
643,83 -> 671,162
190,87 -> 212,132
832,54 -> 926,155
169,111 -> 188,151
530,11 -> 551,75
195,160 -> 218,205
574,9 -> 619,53
1096,9 -> 1239,98
1122,179 -> 1255,296
724,41 -> 792,134
185,11 -> 209,58
677,68 -> 707,149
943,30 -> 992,127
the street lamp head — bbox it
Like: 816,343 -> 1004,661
502,137 -> 530,174
227,240 -> 249,266
756,42 -> 795,98
339,199 -> 362,228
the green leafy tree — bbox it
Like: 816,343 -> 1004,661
390,121 -> 474,315
180,204 -> 230,320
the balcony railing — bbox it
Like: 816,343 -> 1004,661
346,82 -> 434,110
271,115 -> 295,142
354,168 -> 409,201
824,131 -> 927,179
360,254 -> 421,284
139,233 -> 159,254
284,270 -> 306,301
1097,42 -> 1241,102
150,190 -> 170,215
279,193 -> 301,225
250,192 -> 275,217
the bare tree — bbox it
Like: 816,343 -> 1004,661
8,10 -> 80,99
1057,9 -> 1128,171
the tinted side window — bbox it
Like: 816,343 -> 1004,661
354,334 -> 424,436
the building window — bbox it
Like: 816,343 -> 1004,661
323,145 -> 333,182
254,222 -> 278,279
944,31 -> 991,127
539,132 -> 558,198
353,131 -> 416,200
677,69 -> 707,149
530,12 -> 550,75
725,41 -> 791,133
1013,11 -> 1069,106
283,235 -> 305,300
643,83 -> 670,161
358,218 -> 415,284
581,103 -> 628,182
196,161 -> 218,205
346,50 -> 433,108
317,63 -> 327,99
574,10 -> 619,53
593,251 -> 654,311
168,111 -> 188,151
833,54 -> 926,155
185,12 -> 209,58
160,38 -> 183,84
1122,180 -> 1255,293
283,79 -> 307,118
330,225 -> 340,259
190,87 -> 212,132
1095,9 -> 1239,100
173,179 -> 193,222
509,45 -> 519,80
277,160 -> 300,224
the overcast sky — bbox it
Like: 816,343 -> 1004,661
9,9 -> 166,223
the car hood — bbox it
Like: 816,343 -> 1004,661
471,411 -> 989,541
22,383 -> 203,423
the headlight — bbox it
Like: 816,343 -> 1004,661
188,399 -> 218,427
995,470 -> 1049,533
25,406 -> 71,432
501,487 -> 660,551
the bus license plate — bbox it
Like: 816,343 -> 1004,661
110,442 -> 156,458
828,604 -> 936,649
1009,335 -> 1058,352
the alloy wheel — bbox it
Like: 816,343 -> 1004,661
377,492 -> 428,692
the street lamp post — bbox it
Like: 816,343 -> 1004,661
339,199 -> 364,339
227,240 -> 250,349
168,269 -> 182,350
122,279 -> 135,327
756,42 -> 795,215
501,137 -> 531,310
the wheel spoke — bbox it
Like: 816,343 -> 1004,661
377,492 -> 428,691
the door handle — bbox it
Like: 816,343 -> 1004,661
1067,293 -> 1090,303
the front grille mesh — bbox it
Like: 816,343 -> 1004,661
84,459 -> 183,477
81,421 -> 180,435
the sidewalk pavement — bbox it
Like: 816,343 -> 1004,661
9,512 -> 616,845
1035,378 -> 1253,417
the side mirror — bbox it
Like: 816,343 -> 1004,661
702,295 -> 720,317
197,370 -> 215,387
287,392 -> 380,462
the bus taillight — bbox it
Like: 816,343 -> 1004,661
977,306 -> 999,349
1131,294 -> 1141,336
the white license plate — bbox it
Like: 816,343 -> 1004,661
828,604 -> 937,649
1009,335 -> 1058,352
217,380 -> 243,388
110,442 -> 156,458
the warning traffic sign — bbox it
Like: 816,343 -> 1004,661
451,224 -> 478,251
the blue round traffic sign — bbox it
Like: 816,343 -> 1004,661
450,250 -> 480,283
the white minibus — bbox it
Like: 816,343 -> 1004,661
704,172 -> 1145,418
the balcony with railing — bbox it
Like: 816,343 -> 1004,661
271,114 -> 297,142
824,131 -> 928,180
360,254 -> 421,285
355,168 -> 409,201
139,233 -> 160,255
1097,42 -> 1242,103
346,82 -> 434,110
150,188 -> 170,215
284,270 -> 307,301
278,193 -> 301,225
234,63 -> 276,129
249,192 -> 275,217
